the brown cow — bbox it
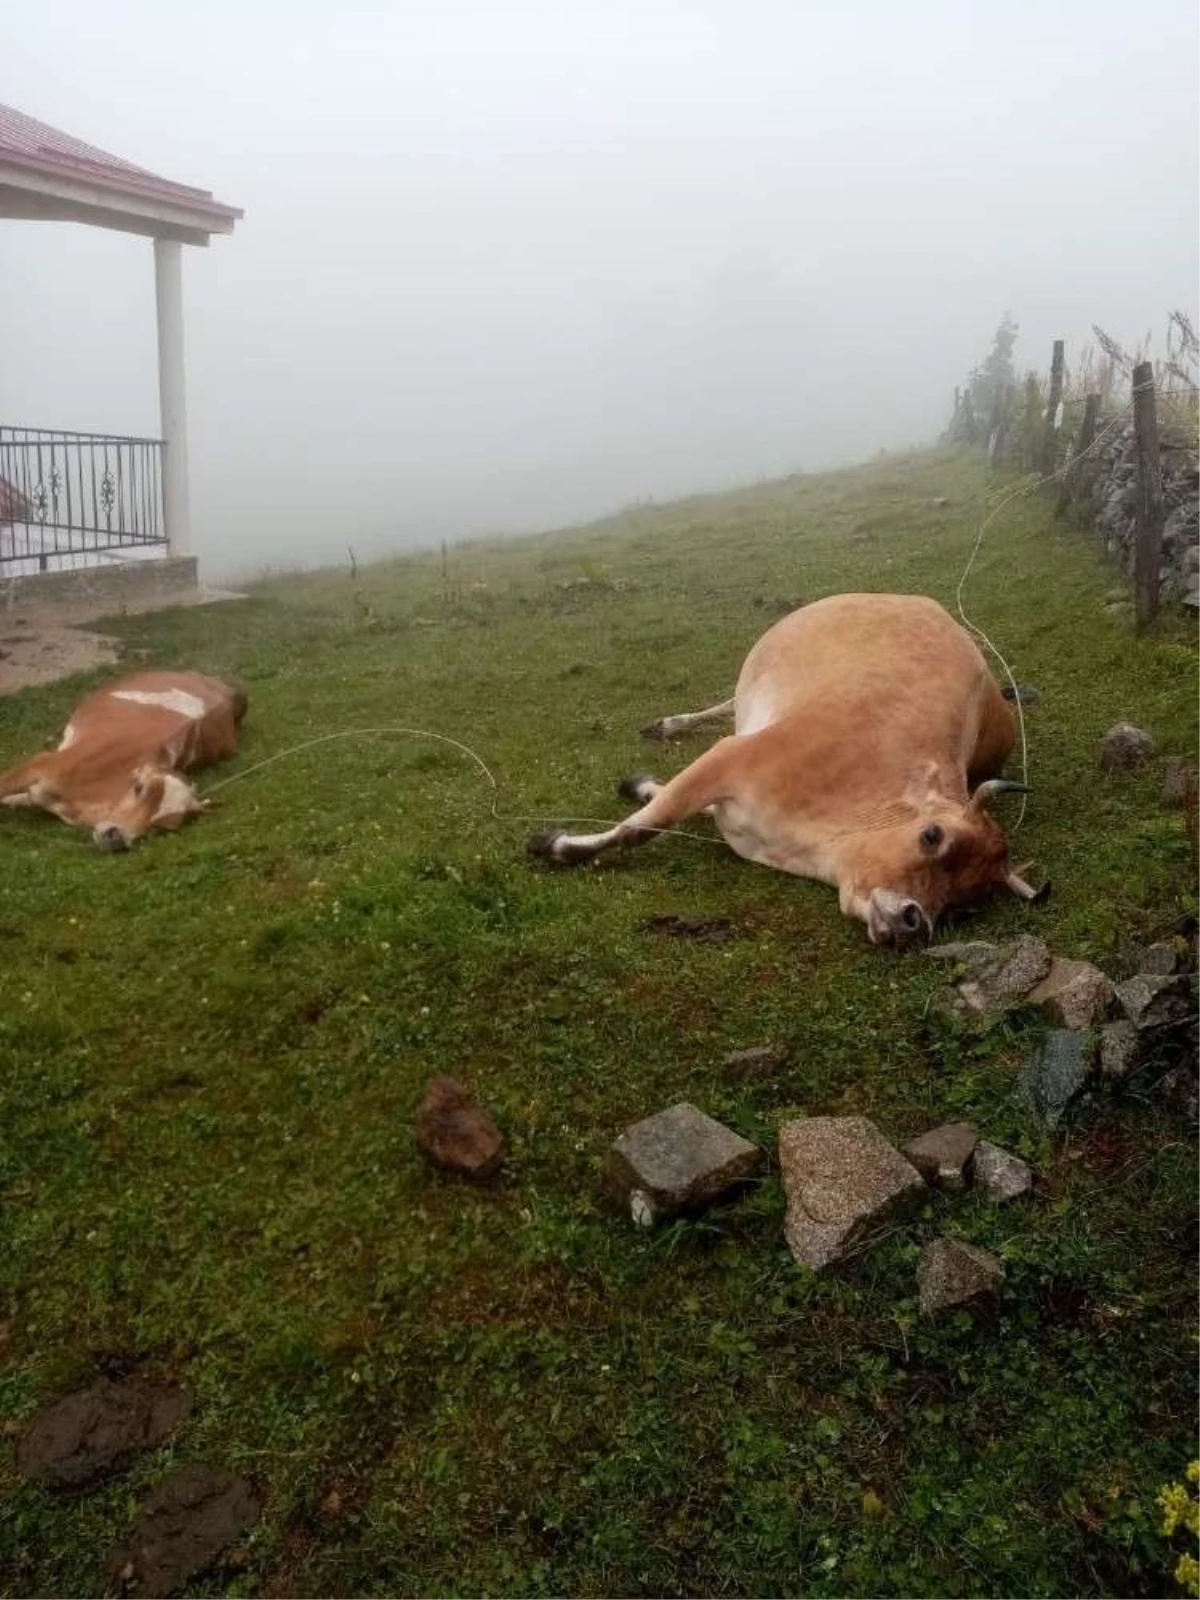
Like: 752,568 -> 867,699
530,593 -> 1040,947
0,671 -> 246,850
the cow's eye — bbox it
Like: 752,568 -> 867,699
132,778 -> 145,798
919,823 -> 944,853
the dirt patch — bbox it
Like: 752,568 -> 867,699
638,913 -> 735,942
0,585 -> 244,694
0,619 -> 119,691
109,1466 -> 261,1595
16,1379 -> 192,1489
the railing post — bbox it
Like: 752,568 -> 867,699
154,238 -> 191,560
1132,360 -> 1165,630
1041,339 -> 1065,472
1055,392 -> 1099,518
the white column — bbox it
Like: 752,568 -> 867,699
154,237 -> 191,559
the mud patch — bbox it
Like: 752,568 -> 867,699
109,1466 -> 261,1595
639,913 -> 735,943
16,1379 -> 191,1489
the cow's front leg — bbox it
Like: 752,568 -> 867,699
0,756 -> 48,808
528,737 -> 745,867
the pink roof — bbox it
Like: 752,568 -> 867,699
0,102 -> 241,224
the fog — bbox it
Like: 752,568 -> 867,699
5,0 -> 1197,580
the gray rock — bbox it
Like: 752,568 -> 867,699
607,1103 -> 763,1225
722,1044 -> 788,1080
924,940 -> 998,973
972,1140 -> 1033,1201
1027,958 -> 1113,1029
779,1116 -> 925,1270
1158,1066 -> 1199,1120
957,936 -> 1053,1015
1098,1020 -> 1140,1080
1099,721 -> 1155,771
917,1238 -> 1004,1315
904,1122 -> 978,1190
1000,682 -> 1041,706
1019,1029 -> 1094,1129
1138,941 -> 1182,976
1115,972 -> 1193,1031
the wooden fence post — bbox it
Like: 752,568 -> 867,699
993,383 -> 1012,462
1055,392 -> 1099,518
1041,340 -> 1065,472
1132,360 -> 1165,629
1022,374 -> 1041,465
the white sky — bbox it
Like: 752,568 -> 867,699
4,0 -> 1197,577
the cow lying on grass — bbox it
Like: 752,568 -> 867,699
0,671 -> 246,851
530,593 -> 1040,948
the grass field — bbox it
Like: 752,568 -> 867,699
1,447 -> 1196,1598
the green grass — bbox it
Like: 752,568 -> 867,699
1,447 -> 1196,1598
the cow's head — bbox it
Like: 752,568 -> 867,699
91,764 -> 212,851
845,780 -> 1039,948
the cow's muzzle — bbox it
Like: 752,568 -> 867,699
867,888 -> 932,949
94,824 -> 130,852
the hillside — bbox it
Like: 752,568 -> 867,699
1,447 -> 1196,1598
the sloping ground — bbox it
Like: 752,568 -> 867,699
0,448 -> 1195,1598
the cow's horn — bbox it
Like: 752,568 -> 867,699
1005,870 -> 1051,903
970,778 -> 1029,808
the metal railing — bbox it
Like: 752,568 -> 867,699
0,425 -> 165,572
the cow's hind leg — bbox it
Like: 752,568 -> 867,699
640,697 -> 734,742
529,737 -> 742,867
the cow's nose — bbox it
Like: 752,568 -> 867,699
891,899 -> 931,945
94,825 -> 129,852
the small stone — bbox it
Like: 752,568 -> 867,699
607,1103 -> 763,1224
1115,972 -> 1193,1032
1027,958 -> 1113,1029
1098,1020 -> 1140,1080
1019,1029 -> 1094,1129
778,1116 -> 925,1270
904,1122 -> 978,1190
932,496 -> 949,507
16,1381 -> 192,1490
957,936 -> 1053,1015
721,1044 -> 788,1080
972,1140 -> 1032,1201
1162,759 -> 1198,808
1158,1066 -> 1199,1120
415,1078 -> 505,1180
917,1238 -> 1004,1315
1099,722 -> 1155,771
107,1467 -> 260,1596
1000,682 -> 1041,705
1138,941 -> 1182,976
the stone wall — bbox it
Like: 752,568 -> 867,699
1078,416 -> 1199,610
0,556 -> 199,615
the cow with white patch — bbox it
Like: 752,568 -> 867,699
530,593 -> 1042,948
0,671 -> 246,850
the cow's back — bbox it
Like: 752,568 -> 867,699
734,593 -> 991,738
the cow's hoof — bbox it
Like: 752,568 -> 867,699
617,771 -> 658,804
527,829 -> 590,868
639,718 -> 670,741
1031,878 -> 1052,904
